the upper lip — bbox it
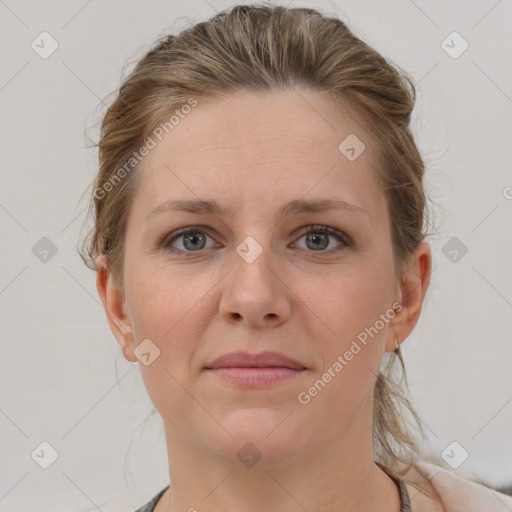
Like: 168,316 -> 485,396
205,351 -> 306,370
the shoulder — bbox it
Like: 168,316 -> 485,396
403,460 -> 512,512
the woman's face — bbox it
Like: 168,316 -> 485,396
99,88 -> 429,467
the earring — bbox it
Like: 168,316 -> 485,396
394,337 -> 400,352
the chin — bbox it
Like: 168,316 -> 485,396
209,409 -> 310,468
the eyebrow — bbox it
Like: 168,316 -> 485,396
145,198 -> 368,222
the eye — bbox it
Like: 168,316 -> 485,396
160,226 -> 218,254
158,224 -> 350,255
293,225 -> 350,253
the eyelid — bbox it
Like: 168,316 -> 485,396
295,224 -> 350,245
158,224 -> 351,254
157,225 -> 218,251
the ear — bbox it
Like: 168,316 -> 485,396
385,242 -> 432,352
95,254 -> 137,363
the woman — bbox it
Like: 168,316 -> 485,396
79,4 -> 512,512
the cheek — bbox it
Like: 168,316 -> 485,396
296,261 -> 394,395
124,260 -> 216,366
306,267 -> 392,339
122,265 -> 175,371
296,271 -> 393,417
126,258 -> 191,334
124,265 -> 207,421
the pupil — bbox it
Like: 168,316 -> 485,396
184,232 -> 205,250
307,232 -> 328,250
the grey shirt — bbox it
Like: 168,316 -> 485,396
133,484 -> 170,512
133,472 -> 412,512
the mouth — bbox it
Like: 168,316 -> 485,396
204,367 -> 306,387
204,350 -> 307,387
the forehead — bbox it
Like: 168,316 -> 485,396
130,88 -> 385,224
146,88 -> 369,161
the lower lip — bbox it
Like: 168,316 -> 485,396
205,367 -> 306,387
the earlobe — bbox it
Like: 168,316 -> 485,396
385,242 -> 432,353
95,254 -> 137,363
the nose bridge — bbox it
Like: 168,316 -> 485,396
232,232 -> 275,297
219,230 -> 290,326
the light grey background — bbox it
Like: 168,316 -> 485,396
1,0 -> 511,510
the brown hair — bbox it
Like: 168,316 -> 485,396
79,3 -> 442,505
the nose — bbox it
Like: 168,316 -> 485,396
219,240 -> 291,329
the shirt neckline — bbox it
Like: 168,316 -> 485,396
143,466 -> 412,512
376,462 -> 413,512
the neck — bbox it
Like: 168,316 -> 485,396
159,394 -> 402,512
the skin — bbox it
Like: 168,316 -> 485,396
96,88 -> 432,512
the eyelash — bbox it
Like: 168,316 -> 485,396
157,224 -> 351,256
